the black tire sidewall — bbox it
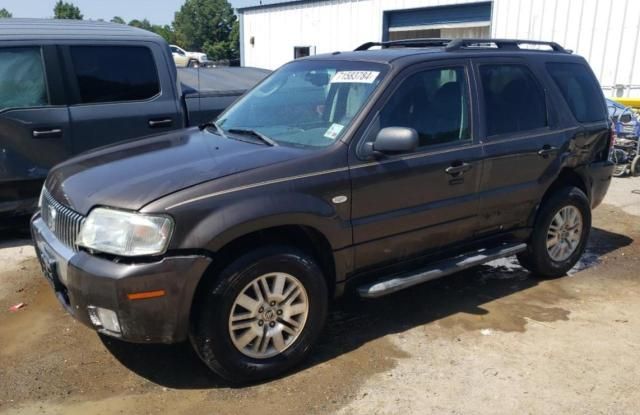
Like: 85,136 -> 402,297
528,187 -> 591,278
631,155 -> 640,177
191,246 -> 328,383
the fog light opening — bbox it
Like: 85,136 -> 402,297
87,306 -> 121,334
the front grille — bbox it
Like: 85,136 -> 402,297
41,188 -> 86,251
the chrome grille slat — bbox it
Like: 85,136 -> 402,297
41,188 -> 86,251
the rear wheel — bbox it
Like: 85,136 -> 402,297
517,186 -> 591,278
190,245 -> 328,383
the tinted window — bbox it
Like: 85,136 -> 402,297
0,47 -> 48,110
547,63 -> 606,123
70,46 -> 160,103
480,64 -> 547,136
377,67 -> 470,148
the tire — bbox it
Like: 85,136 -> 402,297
190,245 -> 328,384
188,59 -> 199,68
631,155 -> 640,177
517,186 -> 591,278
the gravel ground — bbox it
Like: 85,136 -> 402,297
0,177 -> 639,415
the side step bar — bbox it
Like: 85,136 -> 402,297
357,243 -> 527,298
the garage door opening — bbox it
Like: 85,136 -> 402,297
384,1 -> 492,41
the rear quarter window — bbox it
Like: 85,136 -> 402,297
546,62 -> 606,123
70,46 -> 160,104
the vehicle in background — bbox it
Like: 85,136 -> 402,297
607,98 -> 639,138
170,44 -> 208,68
32,38 -> 614,383
0,19 -> 269,220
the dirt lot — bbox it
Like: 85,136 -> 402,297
1,178 -> 639,415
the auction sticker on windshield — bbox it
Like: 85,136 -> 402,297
324,123 -> 344,140
330,71 -> 380,84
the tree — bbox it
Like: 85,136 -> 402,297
173,0 -> 237,59
110,16 -> 126,24
128,18 -> 153,31
54,1 -> 83,20
0,8 -> 12,18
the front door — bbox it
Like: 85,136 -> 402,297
349,61 -> 483,271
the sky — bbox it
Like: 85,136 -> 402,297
0,0 -> 259,25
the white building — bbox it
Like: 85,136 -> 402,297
236,0 -> 640,97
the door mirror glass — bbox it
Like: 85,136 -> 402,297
372,127 -> 418,154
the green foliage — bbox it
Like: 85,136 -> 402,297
54,1 -> 83,20
0,8 -> 12,18
128,19 -> 177,45
110,16 -> 126,24
174,0 -> 237,60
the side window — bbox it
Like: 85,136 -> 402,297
377,66 -> 470,149
547,63 -> 607,123
480,64 -> 547,136
69,46 -> 160,104
0,47 -> 48,110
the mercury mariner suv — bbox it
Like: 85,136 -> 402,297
32,39 -> 614,383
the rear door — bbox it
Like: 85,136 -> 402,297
63,43 -> 182,154
474,57 -> 567,235
0,44 -> 70,215
349,60 -> 484,270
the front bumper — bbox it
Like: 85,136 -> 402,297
31,214 -> 212,343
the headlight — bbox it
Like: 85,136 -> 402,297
77,208 -> 174,257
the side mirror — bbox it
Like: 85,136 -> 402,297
366,127 -> 418,157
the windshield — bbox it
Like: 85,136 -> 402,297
217,60 -> 388,148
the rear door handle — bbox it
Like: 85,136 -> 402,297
445,162 -> 472,176
148,118 -> 173,128
537,145 -> 558,157
32,128 -> 62,138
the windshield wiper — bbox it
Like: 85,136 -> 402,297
199,121 -> 228,138
227,128 -> 277,147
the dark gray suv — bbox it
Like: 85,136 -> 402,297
31,39 -> 614,383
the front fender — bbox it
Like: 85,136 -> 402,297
164,190 -> 352,253
205,193 -> 351,252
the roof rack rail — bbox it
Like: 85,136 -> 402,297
445,38 -> 569,53
354,38 -> 570,54
354,38 -> 452,51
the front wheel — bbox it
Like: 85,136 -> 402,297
517,186 -> 591,278
190,246 -> 328,383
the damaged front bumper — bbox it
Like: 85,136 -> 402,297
31,214 -> 212,344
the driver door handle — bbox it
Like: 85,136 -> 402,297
445,162 -> 472,176
537,145 -> 558,157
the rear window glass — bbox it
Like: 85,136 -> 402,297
480,64 -> 547,136
546,63 -> 606,123
0,47 -> 48,110
70,46 -> 160,104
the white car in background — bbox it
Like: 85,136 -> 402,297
170,44 -> 208,67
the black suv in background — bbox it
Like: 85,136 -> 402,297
31,39 -> 614,383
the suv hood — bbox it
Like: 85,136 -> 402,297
46,128 -> 303,215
